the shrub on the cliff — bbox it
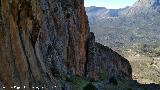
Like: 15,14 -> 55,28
98,73 -> 109,81
65,75 -> 89,90
127,88 -> 132,90
83,83 -> 96,90
109,77 -> 118,85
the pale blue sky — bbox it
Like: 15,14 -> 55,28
84,0 -> 137,9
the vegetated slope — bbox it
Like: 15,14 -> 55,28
86,0 -> 160,84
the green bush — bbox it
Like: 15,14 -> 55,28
109,77 -> 118,85
65,75 -> 89,90
98,73 -> 109,81
83,83 -> 96,90
127,88 -> 132,90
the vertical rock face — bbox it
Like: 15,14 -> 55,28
0,0 -> 132,89
0,0 -> 89,89
86,32 -> 132,80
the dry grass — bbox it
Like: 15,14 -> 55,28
126,54 -> 160,84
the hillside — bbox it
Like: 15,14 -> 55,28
86,0 -> 160,84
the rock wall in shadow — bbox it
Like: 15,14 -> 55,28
86,32 -> 132,81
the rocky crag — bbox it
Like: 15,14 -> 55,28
0,0 -> 88,89
0,0 -> 159,90
86,32 -> 132,81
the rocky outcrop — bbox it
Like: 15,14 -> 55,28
0,0 -> 89,89
0,0 -> 132,89
86,32 -> 132,81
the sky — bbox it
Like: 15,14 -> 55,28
84,0 -> 137,9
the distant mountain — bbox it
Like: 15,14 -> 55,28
85,6 -> 130,23
85,6 -> 120,17
124,0 -> 160,16
133,0 -> 160,8
86,0 -> 160,49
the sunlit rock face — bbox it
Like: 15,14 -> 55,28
0,0 -> 89,89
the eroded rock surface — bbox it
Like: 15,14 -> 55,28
0,0 -> 89,89
86,32 -> 132,81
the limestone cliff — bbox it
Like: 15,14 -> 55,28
0,0 -> 89,89
0,0 -> 132,90
86,32 -> 132,81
